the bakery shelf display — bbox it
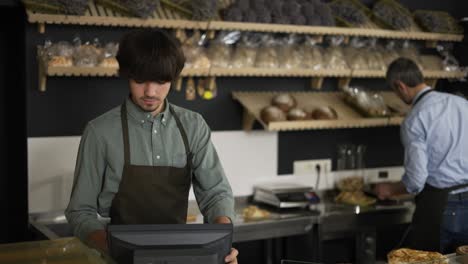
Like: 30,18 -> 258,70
25,2 -> 463,44
38,63 -> 467,92
39,60 -> 467,92
38,55 -> 209,92
232,91 -> 408,131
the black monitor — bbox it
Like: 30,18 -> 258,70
107,224 -> 233,264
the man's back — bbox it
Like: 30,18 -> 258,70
402,91 -> 468,191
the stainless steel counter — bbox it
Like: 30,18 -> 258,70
29,195 -> 414,244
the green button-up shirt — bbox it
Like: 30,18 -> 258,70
65,98 -> 235,242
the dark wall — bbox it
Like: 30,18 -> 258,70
0,1 -> 28,243
23,0 -> 468,179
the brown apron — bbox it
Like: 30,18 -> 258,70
109,102 -> 193,224
398,89 -> 468,251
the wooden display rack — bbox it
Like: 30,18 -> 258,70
232,91 -> 408,131
27,1 -> 209,34
38,62 -> 467,92
25,2 -> 463,45
38,62 -> 209,92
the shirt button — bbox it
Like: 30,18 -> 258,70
147,114 -> 151,118
162,118 -> 165,122
154,130 -> 157,134
141,120 -> 145,124
156,155 -> 161,159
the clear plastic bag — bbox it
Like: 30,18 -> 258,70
414,10 -> 463,34
182,31 -> 211,69
344,37 -> 368,70
207,31 -> 240,68
277,34 -> 303,69
255,34 -> 279,68
398,40 -> 423,69
380,40 -> 400,67
41,39 -> 74,67
329,0 -> 372,28
366,39 -> 386,71
437,43 -> 461,72
302,36 -> 324,70
72,37 -> 102,67
99,42 -> 119,68
230,32 -> 262,68
343,86 -> 390,117
372,0 -> 413,31
323,36 -> 349,70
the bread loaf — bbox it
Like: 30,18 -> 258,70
287,108 -> 309,121
311,106 -> 338,120
261,106 -> 286,124
271,94 -> 297,112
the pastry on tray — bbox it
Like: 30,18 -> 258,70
242,205 -> 270,221
388,248 -> 447,264
334,190 -> 376,206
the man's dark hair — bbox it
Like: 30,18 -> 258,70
386,57 -> 424,88
116,29 -> 185,83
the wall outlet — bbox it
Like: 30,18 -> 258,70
293,159 -> 332,190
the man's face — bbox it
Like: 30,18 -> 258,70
129,79 -> 171,115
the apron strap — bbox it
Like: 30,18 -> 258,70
120,102 -> 131,165
169,105 -> 193,169
120,101 -> 193,168
413,89 -> 433,106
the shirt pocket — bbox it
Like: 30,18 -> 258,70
172,153 -> 187,168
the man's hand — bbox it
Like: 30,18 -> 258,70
214,216 -> 238,263
214,216 -> 232,224
225,248 -> 239,264
373,181 -> 408,200
87,229 -> 108,253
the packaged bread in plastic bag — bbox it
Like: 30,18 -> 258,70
302,35 -> 324,70
182,31 -> 211,69
366,39 -> 386,71
255,34 -> 280,68
99,42 -> 119,68
277,34 -> 303,69
41,39 -> 74,67
207,31 -> 240,68
230,32 -> 262,68
343,86 -> 390,117
324,36 -> 349,70
72,37 -> 103,67
344,37 -> 369,70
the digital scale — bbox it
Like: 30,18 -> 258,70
253,183 -> 318,209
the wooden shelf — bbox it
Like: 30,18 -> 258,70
46,66 -> 117,76
26,2 -> 209,33
38,62 -> 467,92
232,91 -> 408,131
38,64 -> 208,91
350,69 -> 467,79
208,21 -> 463,42
209,68 -> 352,77
26,2 -> 463,43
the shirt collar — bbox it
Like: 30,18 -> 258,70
412,86 -> 432,105
125,97 -> 171,126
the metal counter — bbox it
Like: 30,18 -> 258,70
30,196 -> 414,242
29,196 -> 414,263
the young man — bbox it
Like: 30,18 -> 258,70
374,58 -> 468,253
65,29 -> 238,263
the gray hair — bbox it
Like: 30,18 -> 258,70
386,57 -> 424,88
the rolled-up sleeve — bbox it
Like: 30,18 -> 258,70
65,123 -> 107,242
401,118 -> 429,194
191,116 -> 235,223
